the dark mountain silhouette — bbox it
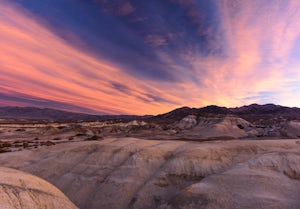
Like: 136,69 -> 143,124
231,103 -> 300,115
1,104 -> 300,123
151,103 -> 300,123
0,106 -> 150,122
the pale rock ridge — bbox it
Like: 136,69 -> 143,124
0,167 -> 78,209
0,138 -> 300,209
179,116 -> 251,139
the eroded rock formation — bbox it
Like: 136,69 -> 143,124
0,167 -> 78,209
0,138 -> 300,209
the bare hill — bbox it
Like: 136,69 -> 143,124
0,138 -> 300,209
152,104 -> 300,123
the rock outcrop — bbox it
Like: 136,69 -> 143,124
0,138 -> 300,209
0,167 -> 78,209
178,116 -> 252,139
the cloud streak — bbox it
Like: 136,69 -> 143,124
0,1 -> 185,114
1,0 -> 300,114
167,0 -> 300,107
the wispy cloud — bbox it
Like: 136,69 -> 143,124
144,33 -> 182,47
0,1 -> 183,114
165,0 -> 300,107
95,0 -> 135,16
1,0 -> 300,114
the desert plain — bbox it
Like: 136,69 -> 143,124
0,105 -> 300,209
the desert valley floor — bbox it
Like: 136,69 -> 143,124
1,104 -> 300,209
0,119 -> 300,209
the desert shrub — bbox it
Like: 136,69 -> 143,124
52,137 -> 61,141
85,135 -> 103,141
40,141 -> 55,146
1,142 -> 12,148
75,133 -> 87,137
0,148 -> 9,153
14,143 -> 23,148
23,142 -> 29,148
15,128 -> 26,132
68,136 -> 74,141
237,124 -> 245,129
57,126 -> 67,130
13,140 -> 21,144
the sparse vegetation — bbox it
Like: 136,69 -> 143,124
15,128 -> 26,132
57,126 -> 67,130
40,141 -> 55,146
0,148 -> 10,153
85,135 -> 103,141
13,140 -> 21,144
1,142 -> 12,148
237,124 -> 245,129
22,142 -> 29,148
14,143 -> 23,148
75,133 -> 87,137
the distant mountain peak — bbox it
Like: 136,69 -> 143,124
151,103 -> 300,122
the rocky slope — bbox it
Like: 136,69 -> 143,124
0,138 -> 300,209
0,167 -> 78,209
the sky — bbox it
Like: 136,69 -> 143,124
0,0 -> 300,115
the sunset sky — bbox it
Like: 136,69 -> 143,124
1,0 -> 300,115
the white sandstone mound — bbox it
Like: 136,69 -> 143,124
124,120 -> 147,127
280,121 -> 300,138
0,167 -> 78,209
175,115 -> 197,129
160,151 -> 300,209
181,116 -> 251,139
0,138 -> 300,209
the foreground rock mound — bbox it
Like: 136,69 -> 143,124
0,167 -> 78,209
0,138 -> 300,209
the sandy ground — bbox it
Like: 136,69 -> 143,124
0,137 -> 299,209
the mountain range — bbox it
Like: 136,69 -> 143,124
152,103 -> 300,123
0,106 -> 149,122
0,103 -> 300,122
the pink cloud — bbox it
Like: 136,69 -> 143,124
168,0 -> 300,107
0,2 -> 183,115
1,0 -> 300,115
